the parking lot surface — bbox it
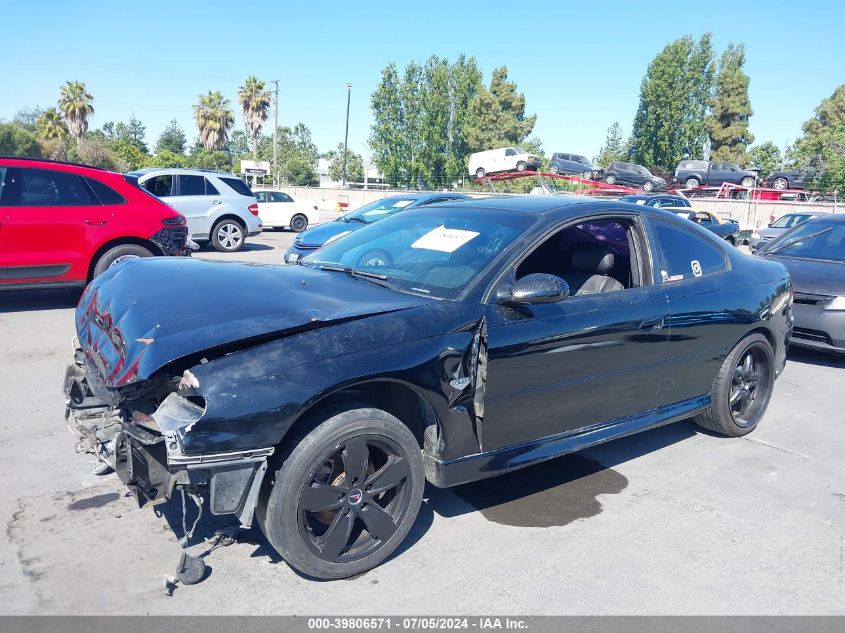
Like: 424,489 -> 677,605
1,229 -> 843,615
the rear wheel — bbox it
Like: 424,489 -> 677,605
475,168 -> 486,179
772,177 -> 788,190
685,177 -> 700,189
92,244 -> 154,278
694,334 -> 775,437
257,405 -> 424,580
290,214 -> 309,233
211,219 -> 246,252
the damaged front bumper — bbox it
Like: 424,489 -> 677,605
64,352 -> 273,528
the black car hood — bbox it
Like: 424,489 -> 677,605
761,255 -> 845,296
76,258 -> 432,388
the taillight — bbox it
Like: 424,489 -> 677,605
163,215 -> 186,227
249,204 -> 259,216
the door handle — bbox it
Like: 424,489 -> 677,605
639,316 -> 665,331
84,219 -> 107,226
211,200 -> 222,205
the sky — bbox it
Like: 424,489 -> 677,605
1,0 -> 843,163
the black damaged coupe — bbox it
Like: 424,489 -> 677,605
65,196 -> 793,579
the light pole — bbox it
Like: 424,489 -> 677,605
270,80 -> 279,186
342,83 -> 351,189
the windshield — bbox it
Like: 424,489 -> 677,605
303,207 -> 534,300
763,222 -> 845,262
344,197 -> 418,224
770,214 -> 811,229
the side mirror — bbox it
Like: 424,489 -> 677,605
767,223 -> 774,228
497,273 -> 570,305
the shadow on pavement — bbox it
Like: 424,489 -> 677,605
786,347 -> 845,369
0,287 -> 81,313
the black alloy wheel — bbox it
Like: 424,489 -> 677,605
728,347 -> 770,428
298,436 -> 412,564
290,214 -> 309,232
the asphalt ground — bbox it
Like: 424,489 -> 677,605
0,227 -> 843,615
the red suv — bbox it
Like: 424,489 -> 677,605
0,157 -> 189,290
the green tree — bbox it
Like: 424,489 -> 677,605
595,122 -> 625,167
400,61 -> 424,187
238,75 -> 271,158
747,141 -> 782,180
194,90 -> 234,150
0,123 -> 42,157
794,84 -> 845,189
327,142 -> 364,183
419,55 -> 451,187
254,124 -> 319,186
12,107 -> 45,131
58,80 -> 94,142
446,55 -> 483,183
155,119 -> 187,154
463,66 -> 537,153
36,108 -> 68,140
370,62 -> 404,186
125,115 -> 148,154
144,149 -> 190,168
74,138 -> 126,171
705,44 -> 753,164
629,34 -> 715,170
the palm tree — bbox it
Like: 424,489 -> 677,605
36,108 -> 68,140
58,81 -> 94,142
194,91 -> 235,151
237,76 -> 271,158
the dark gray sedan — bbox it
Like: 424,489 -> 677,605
758,214 -> 845,355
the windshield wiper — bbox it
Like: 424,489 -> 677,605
764,227 -> 832,255
345,216 -> 367,224
313,264 -> 393,287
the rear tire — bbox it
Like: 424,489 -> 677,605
475,168 -> 486,179
290,214 -> 309,233
694,334 -> 775,437
92,244 -> 154,278
257,405 -> 424,580
772,177 -> 788,190
211,218 -> 246,252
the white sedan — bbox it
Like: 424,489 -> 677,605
254,189 -> 321,232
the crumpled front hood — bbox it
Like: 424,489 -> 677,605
762,255 -> 845,296
295,220 -> 363,248
76,258 -> 432,388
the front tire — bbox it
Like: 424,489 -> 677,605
741,176 -> 756,188
257,405 -> 424,580
642,181 -> 654,192
211,219 -> 246,252
516,161 -> 527,172
92,244 -> 154,278
605,174 -> 617,185
694,334 -> 775,437
583,170 -> 593,181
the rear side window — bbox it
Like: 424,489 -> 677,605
19,168 -> 95,206
270,192 -> 293,203
85,177 -> 126,205
651,219 -> 726,282
177,174 -> 216,196
143,175 -> 173,197
219,177 -> 254,197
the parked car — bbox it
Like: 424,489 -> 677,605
283,192 -> 471,263
254,189 -> 320,232
0,157 -> 189,290
603,162 -> 667,191
756,215 -> 845,354
672,209 -> 741,245
619,194 -> 691,209
749,213 -> 817,252
766,170 -> 811,190
468,147 -> 541,179
130,168 -> 262,252
674,160 -> 758,189
549,153 -> 597,179
66,196 -> 791,580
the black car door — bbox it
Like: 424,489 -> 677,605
646,216 -> 747,407
480,213 -> 670,451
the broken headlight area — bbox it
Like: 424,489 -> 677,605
64,354 -> 274,528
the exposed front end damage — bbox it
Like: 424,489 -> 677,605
64,351 -> 274,529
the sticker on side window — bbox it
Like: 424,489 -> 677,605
411,225 -> 480,253
691,260 -> 703,277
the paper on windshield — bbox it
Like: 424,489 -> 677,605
411,225 -> 480,253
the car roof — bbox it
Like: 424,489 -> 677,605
384,192 -> 471,201
435,195 -> 612,215
128,167 -> 238,178
0,156 -> 107,172
619,194 -> 682,202
806,214 -> 845,224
